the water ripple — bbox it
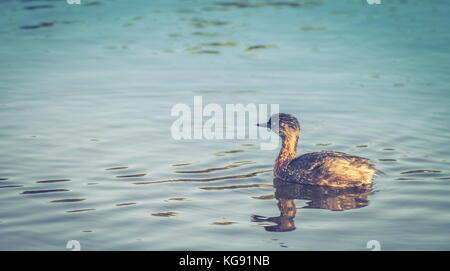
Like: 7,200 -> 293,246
133,169 -> 271,185
175,161 -> 254,174
21,189 -> 69,195
36,179 -> 72,183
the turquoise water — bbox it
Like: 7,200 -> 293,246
1,0 -> 450,250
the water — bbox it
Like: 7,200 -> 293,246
1,0 -> 450,250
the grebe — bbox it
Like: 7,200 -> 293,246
257,113 -> 377,187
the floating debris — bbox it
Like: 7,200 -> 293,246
393,83 -> 405,87
152,211 -> 177,217
116,173 -> 147,178
37,179 -> 71,184
356,145 -> 368,148
50,198 -> 85,203
378,158 -> 397,162
82,230 -> 93,233
400,170 -> 441,174
0,178 -> 8,181
383,148 -> 395,151
21,189 -> 69,195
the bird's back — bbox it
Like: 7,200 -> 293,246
281,151 -> 377,187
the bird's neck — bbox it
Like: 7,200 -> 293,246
274,132 -> 299,177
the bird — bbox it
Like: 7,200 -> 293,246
257,113 -> 378,187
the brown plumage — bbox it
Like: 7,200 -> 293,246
257,113 -> 378,187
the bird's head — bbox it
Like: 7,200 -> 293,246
257,113 -> 300,138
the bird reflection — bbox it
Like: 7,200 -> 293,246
252,178 -> 374,232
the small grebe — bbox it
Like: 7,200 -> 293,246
257,113 -> 377,187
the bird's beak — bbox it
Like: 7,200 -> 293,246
256,122 -> 268,128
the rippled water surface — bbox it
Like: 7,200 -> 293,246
1,0 -> 450,250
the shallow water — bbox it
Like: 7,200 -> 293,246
1,0 -> 450,250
